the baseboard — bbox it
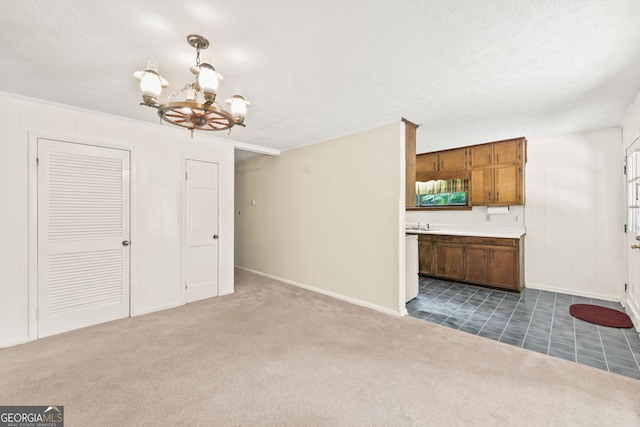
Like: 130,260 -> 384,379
219,289 -> 235,296
0,336 -> 32,349
131,301 -> 183,317
525,282 -> 621,302
236,266 -> 403,317
621,295 -> 640,334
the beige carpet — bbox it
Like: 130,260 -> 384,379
1,269 -> 639,426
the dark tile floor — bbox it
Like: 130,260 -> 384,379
407,277 -> 640,380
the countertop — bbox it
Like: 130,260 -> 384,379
405,223 -> 525,239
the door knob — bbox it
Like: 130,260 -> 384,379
632,245 -> 640,249
213,235 -> 219,240
122,240 -> 130,246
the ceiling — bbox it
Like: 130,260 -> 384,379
2,1 -> 640,160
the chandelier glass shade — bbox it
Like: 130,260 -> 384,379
133,34 -> 250,135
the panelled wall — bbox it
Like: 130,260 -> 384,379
0,91 -> 236,348
526,128 -> 624,300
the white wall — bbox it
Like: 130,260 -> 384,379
0,92 -> 235,348
621,92 -> 640,327
406,206 -> 525,228
235,122 -> 405,314
526,128 -> 624,300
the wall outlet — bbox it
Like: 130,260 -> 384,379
250,199 -> 256,206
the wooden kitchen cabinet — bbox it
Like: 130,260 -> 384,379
471,164 -> 521,206
493,140 -> 520,165
489,247 -> 519,290
415,148 -> 468,181
469,138 -> 522,168
464,247 -> 489,284
418,234 -> 524,292
469,144 -> 493,168
469,137 -> 525,207
465,236 -> 522,291
438,148 -> 467,172
433,236 -> 464,281
416,153 -> 438,174
418,234 -> 434,275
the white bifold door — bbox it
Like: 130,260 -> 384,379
37,139 -> 130,338
184,159 -> 220,303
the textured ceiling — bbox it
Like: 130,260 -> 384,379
2,1 -> 640,158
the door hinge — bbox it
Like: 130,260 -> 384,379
185,171 -> 188,181
625,283 -> 629,293
185,282 -> 188,290
625,224 -> 628,233
624,165 -> 627,175
36,157 -> 39,167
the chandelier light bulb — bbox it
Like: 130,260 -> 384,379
226,88 -> 250,123
133,60 -> 169,105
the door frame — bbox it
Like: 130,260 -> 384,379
181,156 -> 223,304
624,135 -> 640,331
28,132 -> 136,342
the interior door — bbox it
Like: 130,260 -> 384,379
37,139 -> 130,338
184,159 -> 219,303
626,137 -> 640,316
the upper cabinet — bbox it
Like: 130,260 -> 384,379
438,148 -> 467,172
416,152 -> 438,174
469,138 -> 526,207
469,139 -> 522,168
413,136 -> 527,208
416,148 -> 468,181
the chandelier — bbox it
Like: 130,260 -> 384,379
133,34 -> 250,136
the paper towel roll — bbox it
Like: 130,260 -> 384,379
487,206 -> 510,215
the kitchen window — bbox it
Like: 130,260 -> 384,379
416,179 -> 469,207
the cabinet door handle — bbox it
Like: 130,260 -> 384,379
440,160 -> 443,169
433,162 -> 437,171
496,153 -> 499,163
496,192 -> 500,201
488,192 -> 491,202
488,154 -> 491,163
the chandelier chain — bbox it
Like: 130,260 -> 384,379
167,83 -> 195,103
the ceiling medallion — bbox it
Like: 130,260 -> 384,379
133,34 -> 250,137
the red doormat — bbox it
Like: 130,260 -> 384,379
569,304 -> 634,328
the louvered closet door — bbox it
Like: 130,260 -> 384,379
37,139 -> 130,338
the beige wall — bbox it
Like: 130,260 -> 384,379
235,122 -> 405,314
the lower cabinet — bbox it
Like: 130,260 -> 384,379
433,236 -> 464,281
464,247 -> 489,284
417,234 -> 524,291
418,235 -> 434,275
